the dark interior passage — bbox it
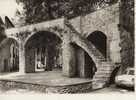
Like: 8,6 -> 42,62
71,43 -> 96,79
25,31 -> 62,73
87,31 -> 107,58
9,39 -> 19,72
0,38 -> 19,72
83,31 -> 107,78
84,52 -> 96,78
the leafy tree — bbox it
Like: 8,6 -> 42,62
16,0 -> 118,25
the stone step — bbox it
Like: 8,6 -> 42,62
97,64 -> 114,68
97,65 -> 113,68
93,79 -> 107,83
93,77 -> 110,82
97,67 -> 113,71
95,72 -> 112,75
101,62 -> 113,65
94,75 -> 111,79
97,66 -> 113,69
91,49 -> 103,54
101,66 -> 113,69
100,61 -> 114,65
92,81 -> 107,89
93,75 -> 111,79
91,51 -> 102,56
101,64 -> 113,67
97,58 -> 106,61
95,56 -> 105,59
96,59 -> 106,62
93,56 -> 104,60
95,73 -> 112,76
98,62 -> 112,64
93,76 -> 109,79
94,73 -> 111,77
98,64 -> 112,66
96,69 -> 113,72
100,66 -> 113,69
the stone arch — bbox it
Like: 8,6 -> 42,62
24,31 -> 62,73
24,27 -> 64,46
82,31 -> 107,78
68,31 -> 108,78
87,31 -> 107,58
69,42 -> 97,78
0,37 -> 19,51
0,37 -> 19,72
5,36 -> 20,44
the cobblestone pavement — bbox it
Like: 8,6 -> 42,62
0,85 -> 134,95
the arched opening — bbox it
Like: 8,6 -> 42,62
25,31 -> 62,73
0,38 -> 19,72
84,52 -> 96,78
83,31 -> 107,78
87,31 -> 107,58
70,43 -> 97,79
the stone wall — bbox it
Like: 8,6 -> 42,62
69,3 -> 121,64
0,80 -> 92,94
0,2 -> 124,78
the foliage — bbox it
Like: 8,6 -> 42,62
16,0 -> 118,25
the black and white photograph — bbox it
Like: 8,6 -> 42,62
0,0 -> 135,95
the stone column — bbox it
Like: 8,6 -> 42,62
77,48 -> 85,78
19,42 -> 25,74
62,42 -> 77,77
62,25 -> 77,77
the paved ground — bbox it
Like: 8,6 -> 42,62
0,70 -> 92,86
0,84 -> 134,95
0,71 -> 134,94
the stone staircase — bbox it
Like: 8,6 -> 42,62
72,35 -> 114,89
92,61 -> 114,89
65,19 -> 115,89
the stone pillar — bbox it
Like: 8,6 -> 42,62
19,43 -> 25,74
77,48 -> 85,78
62,42 -> 76,77
62,20 -> 78,77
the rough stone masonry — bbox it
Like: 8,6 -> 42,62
0,1 -> 134,89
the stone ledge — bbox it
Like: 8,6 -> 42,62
0,79 -> 93,94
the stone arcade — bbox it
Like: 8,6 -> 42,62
0,3 -> 121,89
